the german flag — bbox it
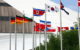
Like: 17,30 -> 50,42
23,15 -> 33,23
10,17 -> 15,24
10,15 -> 33,24
16,15 -> 23,22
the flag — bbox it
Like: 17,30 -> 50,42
34,23 -> 56,32
16,15 -> 23,22
40,20 -> 51,26
10,15 -> 33,24
33,8 -> 45,16
76,27 -> 78,29
58,27 -> 69,32
78,0 -> 80,6
16,15 -> 33,23
34,23 -> 51,32
23,15 -> 33,23
10,17 -> 23,24
46,4 -> 59,12
46,27 -> 56,32
60,2 -> 69,15
10,17 -> 15,24
70,27 -> 74,30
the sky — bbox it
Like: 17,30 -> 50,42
51,0 -> 79,11
4,0 -> 79,29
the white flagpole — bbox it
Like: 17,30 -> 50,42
78,3 -> 80,50
60,0 -> 63,50
39,23 -> 41,50
32,8 -> 35,50
44,4 -> 47,50
8,7 -> 11,50
23,11 -> 25,50
34,30 -> 36,50
34,22 -> 36,50
15,11 -> 17,50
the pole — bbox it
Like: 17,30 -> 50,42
60,0 -> 63,50
78,5 -> 80,50
23,11 -> 25,50
8,7 -> 11,50
39,22 -> 41,50
34,21 -> 36,50
15,11 -> 17,50
32,8 -> 35,50
44,4 -> 47,50
34,30 -> 36,50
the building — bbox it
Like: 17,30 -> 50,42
0,0 -> 32,33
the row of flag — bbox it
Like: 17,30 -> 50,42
10,0 -> 80,32
10,15 -> 33,24
33,2 -> 70,32
34,20 -> 79,32
10,1 -> 70,24
33,2 -> 69,16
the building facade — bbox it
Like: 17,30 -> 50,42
0,0 -> 32,33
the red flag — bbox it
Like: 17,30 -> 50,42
46,27 -> 56,32
10,17 -> 15,24
34,23 -> 51,32
33,8 -> 45,16
78,0 -> 80,6
58,27 -> 69,32
34,23 -> 56,32
60,2 -> 69,15
60,2 -> 64,9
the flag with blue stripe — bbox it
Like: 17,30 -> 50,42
40,20 -> 51,25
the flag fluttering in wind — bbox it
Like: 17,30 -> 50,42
60,2 -> 69,15
40,20 -> 51,26
78,0 -> 80,6
23,15 -> 33,23
46,27 -> 56,32
70,27 -> 74,30
58,27 -> 69,32
33,8 -> 45,16
16,15 -> 23,23
34,20 -> 56,32
10,15 -> 33,24
46,4 -> 59,12
10,17 -> 15,24
34,23 -> 56,32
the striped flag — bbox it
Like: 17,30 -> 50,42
23,15 -> 33,23
78,0 -> 80,6
33,8 -> 45,16
58,27 -> 69,32
60,2 -> 69,15
34,23 -> 56,32
10,17 -> 15,24
40,20 -> 51,26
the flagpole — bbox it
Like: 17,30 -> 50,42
34,22 -> 36,50
32,8 -> 35,50
78,4 -> 80,50
39,23 -> 41,50
15,11 -> 17,50
45,4 -> 47,50
23,11 -> 25,50
60,0 -> 63,50
8,7 -> 11,50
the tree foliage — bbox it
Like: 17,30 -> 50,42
36,30 -> 79,50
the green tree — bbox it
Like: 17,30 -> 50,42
35,30 -> 79,50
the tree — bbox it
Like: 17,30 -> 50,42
35,30 -> 79,50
